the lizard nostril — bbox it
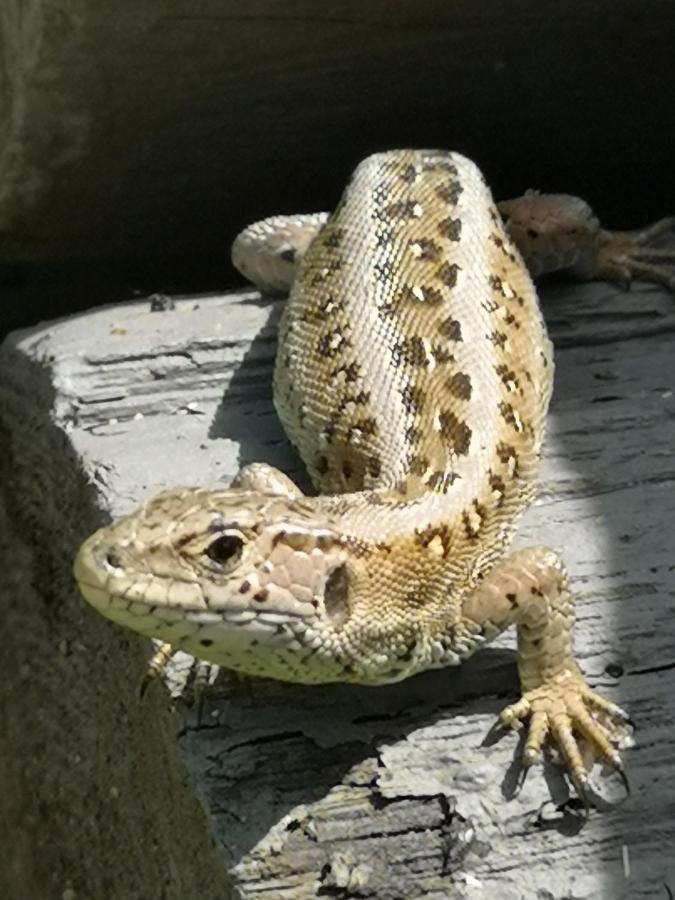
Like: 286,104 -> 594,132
105,549 -> 122,569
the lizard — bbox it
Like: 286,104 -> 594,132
74,149 -> 675,795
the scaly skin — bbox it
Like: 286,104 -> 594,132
74,149 -> 668,793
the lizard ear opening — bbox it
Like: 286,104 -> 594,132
324,563 -> 350,628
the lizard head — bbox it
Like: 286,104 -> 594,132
73,487 -> 374,683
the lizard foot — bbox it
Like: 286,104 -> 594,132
497,193 -> 675,290
140,642 -> 217,722
593,217 -> 675,291
500,668 -> 632,795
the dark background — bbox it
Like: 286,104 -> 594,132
1,0 -> 674,336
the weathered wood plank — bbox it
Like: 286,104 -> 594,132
2,280 -> 675,898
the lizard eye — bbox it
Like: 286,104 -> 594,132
205,533 -> 244,568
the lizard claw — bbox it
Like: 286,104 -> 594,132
139,641 -> 175,698
500,668 -> 632,797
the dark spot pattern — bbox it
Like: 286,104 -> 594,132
438,317 -> 463,341
481,296 -> 500,314
499,401 -> 522,431
423,157 -> 458,174
392,336 -> 428,368
409,237 -> 442,260
438,411 -> 472,456
414,523 -> 453,556
400,163 -> 418,183
495,442 -> 519,473
399,284 -> 444,306
323,227 -> 344,249
495,364 -> 520,392
448,372 -> 472,400
489,472 -> 506,505
438,217 -> 462,241
383,199 -> 421,220
431,344 -> 454,365
437,261 -> 461,288
320,293 -> 344,315
343,390 -> 370,408
407,454 -> 430,477
317,329 -> 350,358
332,361 -> 362,383
426,470 -> 459,493
473,499 -> 487,521
495,442 -> 515,461
347,417 -> 378,442
435,182 -> 463,205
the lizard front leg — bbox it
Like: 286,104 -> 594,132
460,547 -> 631,793
498,192 -> 675,290
230,462 -> 305,498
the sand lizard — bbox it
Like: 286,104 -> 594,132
74,149 -> 675,794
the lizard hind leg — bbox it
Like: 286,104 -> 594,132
461,547 -> 632,795
498,192 -> 675,291
231,212 -> 329,294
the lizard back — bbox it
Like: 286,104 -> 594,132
275,149 -> 553,562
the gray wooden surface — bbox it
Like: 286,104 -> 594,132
2,279 -> 675,898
